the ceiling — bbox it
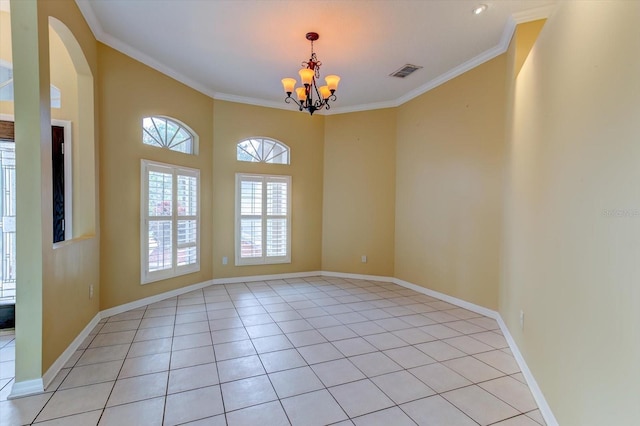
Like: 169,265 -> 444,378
75,0 -> 557,114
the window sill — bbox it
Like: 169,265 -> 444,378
52,234 -> 97,250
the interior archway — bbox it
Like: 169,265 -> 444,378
48,16 -> 96,238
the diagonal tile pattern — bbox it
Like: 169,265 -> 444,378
0,277 -> 546,425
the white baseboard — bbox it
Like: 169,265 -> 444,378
33,278 -> 214,398
320,271 -> 395,282
8,378 -> 44,399
392,277 -> 498,319
22,270 -> 557,426
100,279 -> 216,319
212,271 -> 321,285
41,312 -> 102,391
496,316 -> 559,426
35,273 -> 318,395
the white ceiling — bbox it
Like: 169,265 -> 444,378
75,0 -> 557,114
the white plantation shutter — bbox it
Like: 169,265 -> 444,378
266,179 -> 288,257
147,170 -> 173,272
240,177 -> 263,259
142,160 -> 200,283
177,173 -> 198,266
236,174 -> 291,265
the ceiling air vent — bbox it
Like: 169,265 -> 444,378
389,64 -> 423,78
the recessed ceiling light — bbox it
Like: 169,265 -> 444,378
473,4 -> 488,15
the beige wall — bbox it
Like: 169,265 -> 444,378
48,27 -> 78,120
98,44 -> 214,309
212,101 -> 324,279
501,1 -> 640,424
322,109 -> 396,276
512,20 -> 545,78
394,56 -> 507,310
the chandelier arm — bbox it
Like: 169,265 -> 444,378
312,78 -> 324,106
284,95 -> 303,109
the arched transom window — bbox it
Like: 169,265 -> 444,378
0,62 -> 61,108
143,116 -> 197,155
237,137 -> 290,164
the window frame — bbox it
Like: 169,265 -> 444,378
141,159 -> 200,284
236,137 -> 290,164
235,173 -> 292,266
142,115 -> 199,155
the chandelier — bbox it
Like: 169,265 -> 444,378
281,32 -> 340,115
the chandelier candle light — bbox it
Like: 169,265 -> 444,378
281,32 -> 340,115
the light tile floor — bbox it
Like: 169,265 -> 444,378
0,277 -> 548,425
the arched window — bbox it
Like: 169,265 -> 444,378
50,85 -> 61,108
237,137 -> 290,164
142,116 -> 197,155
0,62 -> 61,108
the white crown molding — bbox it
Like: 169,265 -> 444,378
74,0 -> 103,38
74,1 -> 558,116
100,32 -> 217,99
393,42 -> 508,108
326,99 -> 399,115
331,3 -> 558,113
213,92 -> 350,117
389,1 -> 557,111
212,92 -> 303,113
511,3 -> 558,24
75,1 -> 216,100
500,16 -> 519,53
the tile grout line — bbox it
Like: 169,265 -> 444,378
26,318 -> 106,424
6,276 -> 544,426
160,295 -> 179,426
240,285 -> 296,425
206,286 -> 229,425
